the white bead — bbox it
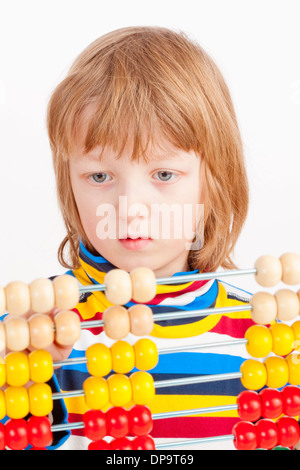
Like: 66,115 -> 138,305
249,291 -> 277,325
130,267 -> 156,303
280,253 -> 300,285
275,289 -> 300,321
29,278 -> 55,313
5,281 -> 31,316
104,269 -> 132,305
254,255 -> 282,287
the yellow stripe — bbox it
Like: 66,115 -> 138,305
63,393 -> 238,418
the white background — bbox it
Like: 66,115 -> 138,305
0,0 -> 299,296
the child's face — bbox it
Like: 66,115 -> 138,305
69,113 -> 204,278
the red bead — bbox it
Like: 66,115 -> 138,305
83,409 -> 107,441
110,437 -> 134,450
255,419 -> 279,449
28,416 -> 52,448
129,405 -> 153,436
237,391 -> 262,422
133,435 -> 156,450
0,423 -> 5,450
277,416 -> 300,448
259,388 -> 283,419
282,385 -> 300,416
106,407 -> 129,438
88,439 -> 111,450
232,421 -> 258,450
6,419 -> 29,450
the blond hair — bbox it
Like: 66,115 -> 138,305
47,26 -> 249,273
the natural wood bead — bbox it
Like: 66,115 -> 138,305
0,322 -> 5,353
5,281 -> 31,316
54,310 -> 81,346
249,292 -> 277,325
254,255 -> 282,287
130,267 -> 156,303
103,305 -> 130,340
280,253 -> 300,285
128,304 -> 154,336
0,286 -> 6,315
53,275 -> 79,310
104,269 -> 132,305
275,289 -> 300,321
4,315 -> 30,351
28,314 -> 55,349
29,278 -> 55,313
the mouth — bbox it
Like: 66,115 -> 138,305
119,236 -> 152,250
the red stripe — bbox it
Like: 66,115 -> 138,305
67,413 -> 239,439
211,315 -> 255,338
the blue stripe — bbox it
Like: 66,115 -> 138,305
63,349 -> 244,376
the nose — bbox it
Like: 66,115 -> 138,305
116,182 -> 151,236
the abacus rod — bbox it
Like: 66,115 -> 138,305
151,404 -> 237,420
50,404 -> 238,433
155,434 -> 234,449
78,268 -> 257,293
53,338 -> 248,367
51,371 -> 242,400
81,304 -> 252,330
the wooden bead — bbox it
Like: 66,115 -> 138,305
0,286 -> 6,315
103,306 -> 130,340
275,289 -> 300,322
280,253 -> 300,285
128,304 -> 154,336
5,281 -> 31,316
4,316 -> 30,351
28,314 -> 55,349
130,268 -> 156,303
52,275 -> 79,310
249,292 -> 277,325
54,310 -> 81,346
254,255 -> 282,287
104,269 -> 132,305
0,323 -> 5,354
29,278 -> 55,313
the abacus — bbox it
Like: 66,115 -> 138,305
1,253 -> 300,450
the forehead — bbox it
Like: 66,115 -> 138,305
72,102 -> 197,163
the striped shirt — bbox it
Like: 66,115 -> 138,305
52,241 -> 254,450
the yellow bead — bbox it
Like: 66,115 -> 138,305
130,371 -> 155,404
134,339 -> 158,371
5,386 -> 29,419
28,383 -> 53,417
107,374 -> 132,406
264,356 -> 289,388
292,321 -> 300,351
270,323 -> 295,357
29,350 -> 53,383
245,325 -> 273,358
240,359 -> 267,390
286,353 -> 300,385
0,390 -> 6,420
5,352 -> 30,386
0,356 -> 6,387
111,341 -> 135,373
86,343 -> 112,377
83,376 -> 109,409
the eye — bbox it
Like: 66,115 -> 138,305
89,172 -> 111,184
154,171 -> 177,182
